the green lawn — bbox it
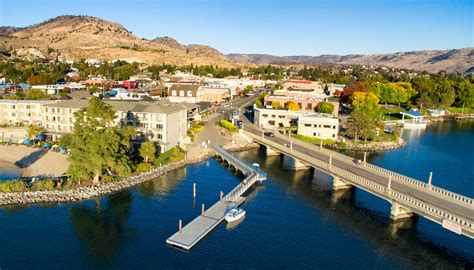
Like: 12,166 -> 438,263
448,107 -> 474,114
292,134 -> 336,145
379,106 -> 404,121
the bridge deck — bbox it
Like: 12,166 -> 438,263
166,146 -> 265,250
241,121 -> 474,238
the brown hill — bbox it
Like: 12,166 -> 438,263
0,15 -> 233,67
227,48 -> 474,73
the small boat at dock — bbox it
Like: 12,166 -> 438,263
225,207 -> 246,223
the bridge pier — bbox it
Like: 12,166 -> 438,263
284,156 -> 309,170
390,202 -> 414,220
265,146 -> 280,156
332,176 -> 352,191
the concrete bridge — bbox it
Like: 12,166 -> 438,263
241,122 -> 474,239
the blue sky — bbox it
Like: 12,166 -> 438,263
1,0 -> 472,55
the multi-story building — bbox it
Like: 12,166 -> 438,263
254,107 -> 339,139
297,114 -> 339,139
42,100 -> 188,153
200,86 -> 230,103
168,84 -> 203,103
0,100 -> 60,126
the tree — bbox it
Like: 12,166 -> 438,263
350,91 -> 380,112
286,101 -> 300,111
454,80 -> 474,108
139,141 -> 156,164
345,110 -> 377,142
27,74 -> 50,85
317,102 -> 334,114
59,133 -> 73,148
243,85 -> 253,94
341,82 -> 368,103
27,124 -> 43,139
25,89 -> 51,100
271,101 -> 283,109
68,97 -> 134,185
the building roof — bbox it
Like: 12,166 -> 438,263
0,100 -> 59,104
401,111 -> 423,118
44,99 -> 188,115
67,90 -> 92,99
168,84 -> 201,97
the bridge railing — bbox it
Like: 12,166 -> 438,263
331,165 -> 473,232
364,163 -> 473,206
246,131 -> 473,207
211,145 -> 267,180
224,174 -> 257,202
389,190 -> 473,232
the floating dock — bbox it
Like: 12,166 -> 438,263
166,145 -> 266,250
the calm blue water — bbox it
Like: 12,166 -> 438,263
0,121 -> 472,269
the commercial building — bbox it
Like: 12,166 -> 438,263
297,114 -> 339,139
200,86 -> 230,103
254,107 -> 339,139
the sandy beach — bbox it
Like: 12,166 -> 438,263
0,145 -> 69,178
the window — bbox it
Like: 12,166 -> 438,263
332,134 -> 336,138
179,90 -> 185,97
171,90 -> 177,96
304,123 -> 311,127
187,90 -> 193,96
12,105 -> 16,109
262,114 -> 268,118
157,133 -> 163,139
268,120 -> 276,126
323,125 -> 331,128
26,105 -> 30,109
156,124 -> 163,130
333,125 -> 336,129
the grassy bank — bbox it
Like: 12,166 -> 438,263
218,120 -> 237,132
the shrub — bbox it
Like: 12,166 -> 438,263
154,147 -> 185,166
218,120 -> 237,132
0,180 -> 26,193
136,162 -> 152,173
31,179 -> 56,191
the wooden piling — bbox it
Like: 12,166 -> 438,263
201,203 -> 205,216
220,191 -> 223,201
179,219 -> 182,233
193,182 -> 196,197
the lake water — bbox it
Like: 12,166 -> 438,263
0,121 -> 472,269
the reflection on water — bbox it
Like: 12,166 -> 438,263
70,192 -> 135,261
237,146 -> 473,269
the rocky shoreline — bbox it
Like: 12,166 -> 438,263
0,142 -> 258,206
328,138 -> 406,152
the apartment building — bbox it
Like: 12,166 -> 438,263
42,100 -> 188,153
0,100 -> 60,126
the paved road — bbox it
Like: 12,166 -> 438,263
242,118 -> 474,223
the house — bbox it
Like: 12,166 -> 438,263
168,84 -> 203,103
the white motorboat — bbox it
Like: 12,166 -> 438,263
225,207 -> 246,223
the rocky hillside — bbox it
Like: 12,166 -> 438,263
227,48 -> 474,73
0,15 -> 233,66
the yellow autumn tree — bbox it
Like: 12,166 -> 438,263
286,101 -> 300,111
350,91 -> 380,112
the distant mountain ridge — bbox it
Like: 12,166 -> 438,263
227,48 -> 474,73
0,15 -> 471,73
0,15 -> 232,66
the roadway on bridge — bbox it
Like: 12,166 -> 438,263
242,119 -> 474,223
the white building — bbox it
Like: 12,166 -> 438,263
0,100 -> 60,126
297,114 -> 339,139
168,84 -> 203,103
43,100 -> 188,153
32,83 -> 86,95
